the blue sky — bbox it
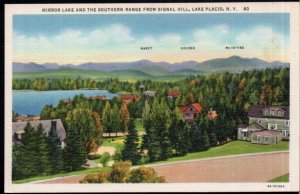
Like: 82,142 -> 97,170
13,13 -> 290,64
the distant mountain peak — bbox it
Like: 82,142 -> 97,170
13,56 -> 288,74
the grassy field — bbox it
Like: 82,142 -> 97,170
269,174 -> 289,182
13,167 -> 110,184
149,140 -> 289,165
102,136 -> 125,153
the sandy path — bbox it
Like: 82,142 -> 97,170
89,146 -> 116,156
34,152 -> 288,184
152,152 -> 289,183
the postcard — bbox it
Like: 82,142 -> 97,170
4,2 -> 300,192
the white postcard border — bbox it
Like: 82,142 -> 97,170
4,2 -> 300,192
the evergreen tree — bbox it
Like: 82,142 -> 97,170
35,124 -> 51,175
169,107 -> 188,156
158,98 -> 172,160
120,102 -> 130,133
64,122 -> 86,172
19,123 -> 40,177
12,144 -> 24,180
207,120 -> 218,147
102,101 -> 112,136
121,119 -> 141,165
147,127 -> 161,162
47,125 -> 64,174
141,100 -> 151,151
147,98 -> 172,161
177,122 -> 190,156
111,104 -> 121,136
198,119 -> 210,151
189,123 -> 202,152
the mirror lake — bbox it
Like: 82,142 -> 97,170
13,90 -> 118,115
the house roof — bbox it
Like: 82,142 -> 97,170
168,91 -> 180,97
248,122 -> 265,130
89,96 -> 107,100
237,124 -> 248,129
179,103 -> 202,114
248,105 -> 289,119
62,98 -> 72,103
12,119 -> 66,141
251,130 -> 282,136
191,103 -> 202,113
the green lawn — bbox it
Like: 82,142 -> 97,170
269,174 -> 289,182
134,119 -> 145,132
102,136 -> 125,153
148,140 -> 289,165
13,167 -> 110,184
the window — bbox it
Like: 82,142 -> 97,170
263,109 -> 269,116
264,136 -> 268,142
284,120 -> 290,127
257,136 -> 261,142
282,130 -> 289,138
268,123 -> 277,130
277,110 -> 284,117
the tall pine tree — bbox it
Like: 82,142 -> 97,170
141,100 -> 151,151
102,101 -> 112,136
35,124 -> 51,175
120,102 -> 130,133
64,122 -> 86,172
169,107 -> 188,156
198,118 -> 210,151
189,123 -> 202,152
47,125 -> 64,174
111,104 -> 121,136
18,123 -> 40,178
121,119 -> 141,165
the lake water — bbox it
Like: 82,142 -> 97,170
13,90 -> 118,115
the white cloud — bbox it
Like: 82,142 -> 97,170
159,33 -> 182,45
235,25 -> 288,60
13,23 -> 288,63
213,24 -> 229,35
14,23 -> 134,52
192,24 -> 230,48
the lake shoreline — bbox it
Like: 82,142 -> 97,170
13,89 -> 118,115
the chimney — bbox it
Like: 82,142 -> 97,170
51,120 -> 57,131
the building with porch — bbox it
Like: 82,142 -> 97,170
237,105 -> 289,144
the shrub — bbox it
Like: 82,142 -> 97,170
99,152 -> 111,167
87,154 -> 101,160
113,149 -> 122,162
129,167 -> 166,183
108,161 -> 132,183
80,171 -> 110,183
80,161 -> 166,184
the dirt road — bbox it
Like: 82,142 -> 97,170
35,151 -> 288,184
152,151 -> 289,183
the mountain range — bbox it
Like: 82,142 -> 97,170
13,56 -> 289,76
